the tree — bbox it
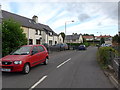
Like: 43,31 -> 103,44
100,37 -> 105,45
2,19 -> 27,57
112,34 -> 120,44
60,32 -> 65,42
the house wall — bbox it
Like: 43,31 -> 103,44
58,34 -> 63,43
21,27 -> 29,38
53,36 -> 58,44
65,35 -> 83,44
42,32 -> 59,45
29,28 -> 36,45
79,35 -> 83,43
21,26 -> 60,46
35,30 -> 42,43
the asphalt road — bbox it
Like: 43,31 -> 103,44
2,46 -> 115,89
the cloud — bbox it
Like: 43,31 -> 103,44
78,14 -> 90,21
0,1 -> 119,36
65,2 -> 118,22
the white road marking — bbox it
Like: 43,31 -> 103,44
29,75 -> 47,90
57,58 -> 71,68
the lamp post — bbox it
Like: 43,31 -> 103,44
65,20 -> 74,35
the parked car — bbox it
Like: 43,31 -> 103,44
50,43 -> 65,51
101,43 -> 112,47
42,43 -> 49,51
0,45 -> 49,74
62,43 -> 69,50
78,45 -> 86,50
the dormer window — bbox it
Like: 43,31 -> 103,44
49,32 -> 53,36
29,20 -> 31,23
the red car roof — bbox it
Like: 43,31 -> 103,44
22,45 -> 43,47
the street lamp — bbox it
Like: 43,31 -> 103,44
65,20 -> 74,35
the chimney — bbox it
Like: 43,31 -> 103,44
32,15 -> 38,23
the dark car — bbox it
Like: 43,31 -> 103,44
50,43 -> 66,51
78,45 -> 86,50
42,43 -> 49,51
62,43 -> 69,50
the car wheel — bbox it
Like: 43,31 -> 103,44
22,63 -> 30,74
43,58 -> 48,65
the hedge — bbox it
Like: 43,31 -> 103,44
97,47 -> 117,68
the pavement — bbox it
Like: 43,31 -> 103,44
2,46 -> 116,89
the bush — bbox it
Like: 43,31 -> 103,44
83,42 -> 90,47
2,19 -> 27,57
97,47 -> 116,68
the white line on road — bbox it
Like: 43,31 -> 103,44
29,75 -> 47,90
57,58 -> 71,68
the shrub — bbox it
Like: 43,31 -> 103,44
2,19 -> 27,57
97,47 -> 116,68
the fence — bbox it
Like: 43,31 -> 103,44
108,50 -> 120,83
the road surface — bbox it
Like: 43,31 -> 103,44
2,46 -> 116,89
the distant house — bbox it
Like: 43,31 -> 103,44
65,33 -> 83,43
2,10 -> 63,45
58,34 -> 63,44
83,35 -> 94,41
95,36 -> 101,41
95,35 -> 112,44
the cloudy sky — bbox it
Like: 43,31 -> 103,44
1,0 -> 119,36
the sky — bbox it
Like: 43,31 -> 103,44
0,0 -> 119,36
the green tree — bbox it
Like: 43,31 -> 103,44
2,19 -> 27,57
100,37 -> 105,45
60,32 -> 65,42
112,34 -> 120,44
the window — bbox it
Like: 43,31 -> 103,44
72,39 -> 76,41
49,32 -> 53,36
32,46 -> 38,54
55,41 -> 57,44
11,46 -> 32,55
35,30 -> 38,35
36,39 -> 40,44
29,39 -> 33,45
49,40 -> 52,46
38,46 -> 45,52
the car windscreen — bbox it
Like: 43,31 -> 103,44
79,45 -> 85,47
10,46 -> 32,55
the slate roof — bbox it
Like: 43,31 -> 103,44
2,10 -> 56,34
65,34 -> 80,40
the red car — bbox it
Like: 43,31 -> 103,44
0,45 -> 49,74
